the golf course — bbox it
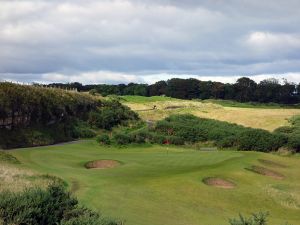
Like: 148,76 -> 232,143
9,141 -> 300,225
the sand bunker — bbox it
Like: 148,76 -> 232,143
246,165 -> 284,180
258,159 -> 287,168
85,160 -> 121,169
203,177 -> 236,189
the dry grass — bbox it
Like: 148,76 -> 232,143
0,163 -> 55,192
124,100 -> 300,131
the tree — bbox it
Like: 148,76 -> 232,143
234,77 -> 257,102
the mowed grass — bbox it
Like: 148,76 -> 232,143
11,141 -> 300,225
121,96 -> 300,131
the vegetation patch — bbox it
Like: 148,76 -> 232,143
258,159 -> 287,168
0,151 -> 20,164
164,105 -> 185,110
84,160 -> 121,169
246,165 -> 285,180
202,177 -> 236,189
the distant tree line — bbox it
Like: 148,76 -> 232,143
44,77 -> 300,104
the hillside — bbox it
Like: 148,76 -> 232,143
121,96 -> 300,131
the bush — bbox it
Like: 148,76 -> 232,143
88,100 -> 139,130
0,185 -> 77,225
237,129 -> 287,152
149,133 -> 166,144
130,129 -> 150,144
0,185 -> 120,225
96,134 -> 111,145
166,136 -> 185,145
113,132 -> 133,145
77,128 -> 97,138
287,134 -> 300,152
216,136 -> 237,148
274,126 -> 295,134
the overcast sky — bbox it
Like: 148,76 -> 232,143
0,0 -> 300,84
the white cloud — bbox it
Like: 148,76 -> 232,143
0,0 -> 300,82
41,71 -> 143,84
247,32 -> 300,50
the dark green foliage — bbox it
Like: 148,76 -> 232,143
149,133 -> 166,144
276,115 -> 300,152
0,185 -> 120,225
166,136 -> 185,145
287,134 -> 300,151
216,136 -> 237,148
110,114 -> 288,152
46,77 -> 300,104
153,114 -> 287,152
96,134 -> 111,145
72,121 -> 97,138
274,126 -> 295,134
0,185 -> 77,225
0,83 -> 138,148
113,132 -> 133,145
229,212 -> 269,225
88,100 -> 139,130
237,130 -> 287,152
60,207 -> 120,225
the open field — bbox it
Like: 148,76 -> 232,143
121,96 -> 300,131
10,141 -> 300,225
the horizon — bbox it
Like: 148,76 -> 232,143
0,1 -> 300,84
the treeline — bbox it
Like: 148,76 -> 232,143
45,77 -> 300,104
0,82 -> 138,149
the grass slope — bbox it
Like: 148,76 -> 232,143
121,96 -> 300,131
11,141 -> 300,225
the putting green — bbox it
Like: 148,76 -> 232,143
11,141 -> 300,225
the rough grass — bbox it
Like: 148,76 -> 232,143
10,141 -> 300,225
122,96 -> 300,131
0,151 -> 64,192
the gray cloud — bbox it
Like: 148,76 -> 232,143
0,0 -> 300,83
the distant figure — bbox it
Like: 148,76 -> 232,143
153,105 -> 157,110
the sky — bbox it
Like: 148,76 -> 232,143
0,0 -> 300,84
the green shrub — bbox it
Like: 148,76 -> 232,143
0,185 -> 120,225
287,134 -> 300,152
0,185 -> 77,225
77,128 -> 97,138
216,136 -> 237,148
96,134 -> 111,145
113,132 -> 133,145
152,114 -> 288,152
149,133 -> 166,144
237,130 -> 287,152
274,126 -> 295,134
130,129 -> 150,144
88,100 -> 139,130
166,136 -> 185,145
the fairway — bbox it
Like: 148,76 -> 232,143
11,141 -> 300,225
122,96 -> 300,131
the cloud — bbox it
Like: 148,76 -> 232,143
0,0 -> 300,83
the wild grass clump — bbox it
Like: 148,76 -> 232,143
0,151 -> 20,164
